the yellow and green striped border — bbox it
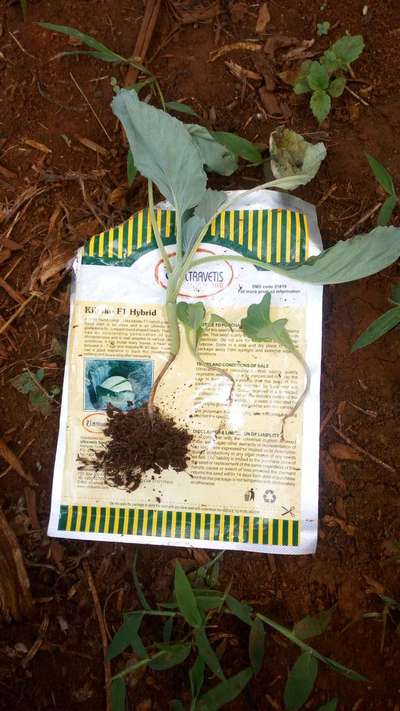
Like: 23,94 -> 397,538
58,505 -> 299,547
82,208 -> 310,267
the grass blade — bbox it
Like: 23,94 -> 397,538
196,667 -> 253,710
367,154 -> 396,196
132,552 -> 151,610
212,131 -> 262,163
226,595 -> 253,625
190,655 -> 206,700
174,561 -> 203,628
352,306 -> 400,351
284,652 -> 318,711
317,699 -> 338,711
111,678 -> 126,711
249,618 -> 265,674
195,628 -> 225,680
20,0 -> 28,19
165,100 -> 198,117
293,607 -> 334,641
378,195 -> 397,226
106,611 -> 146,660
149,642 -> 191,671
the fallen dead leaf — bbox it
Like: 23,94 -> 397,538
320,449 -> 346,489
30,241 -> 74,290
363,575 -> 385,596
256,2 -> 271,33
23,138 -> 52,154
0,164 -> 17,180
329,442 -> 364,461
0,506 -> 33,621
225,59 -> 262,82
209,41 -> 262,63
0,437 -> 33,483
77,136 -> 108,157
323,515 -> 356,537
259,86 -> 283,116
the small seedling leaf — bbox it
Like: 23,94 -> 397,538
321,48 -> 340,73
225,595 -> 253,625
39,22 -> 131,66
307,61 -> 330,91
317,700 -> 338,711
176,302 -> 206,333
284,652 -> 318,711
196,595 -> 226,612
165,100 -> 198,117
196,667 -> 254,711
127,149 -> 138,186
378,195 -> 397,226
163,616 -> 174,643
194,189 -> 226,223
293,76 -> 310,94
331,34 -> 364,67
317,21 -> 331,36
174,561 -> 203,628
241,292 -> 293,350
150,642 -> 192,671
186,124 -> 238,176
111,678 -> 126,711
208,313 -> 233,330
249,618 -> 265,674
106,611 -> 146,660
190,654 -> 206,699
212,131 -> 262,164
367,154 -> 396,196
195,628 -> 225,680
132,553 -> 151,610
270,126 -> 326,185
310,89 -> 331,123
293,607 -> 334,640
328,77 -> 346,98
10,370 -> 57,416
352,306 -> 400,351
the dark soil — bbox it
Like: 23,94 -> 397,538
0,0 -> 400,710
96,405 -> 193,491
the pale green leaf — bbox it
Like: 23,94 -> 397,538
165,100 -> 198,117
112,90 -> 207,214
211,131 -> 262,164
317,21 -> 331,36
111,678 -> 126,711
196,667 -> 253,710
331,34 -> 364,66
127,149 -> 137,186
174,561 -> 203,628
186,124 -> 238,176
241,293 -> 293,350
190,655 -> 205,699
352,306 -> 400,351
249,618 -> 265,675
150,642 -> 191,670
310,90 -> 331,123
307,61 -> 329,91
367,154 -> 396,196
317,700 -> 338,711
328,77 -> 346,98
208,313 -> 233,331
284,652 -> 318,711
378,195 -> 397,226
293,607 -> 334,640
182,215 -> 204,253
195,628 -> 225,680
176,302 -> 206,332
270,126 -> 326,185
194,189 -> 226,223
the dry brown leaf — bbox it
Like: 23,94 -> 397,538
256,2 -> 271,33
0,164 -> 17,179
280,39 -> 315,62
77,136 -> 108,157
320,449 -> 346,489
230,2 -> 248,23
107,184 -> 127,209
2,237 -> 23,251
0,506 -> 32,621
363,575 -> 385,596
225,59 -> 262,82
30,241 -> 74,290
209,41 -> 262,63
329,442 -> 363,461
259,86 -> 283,116
23,138 -> 52,154
277,67 -> 300,85
0,249 -> 11,265
264,35 -> 298,59
323,515 -> 356,537
0,437 -> 33,483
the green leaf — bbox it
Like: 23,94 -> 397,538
318,653 -> 365,681
195,595 -> 225,612
293,77 -> 310,94
38,22 -> 135,66
321,48 -> 340,74
225,595 -> 253,626
176,302 -> 206,333
163,616 -> 174,643
165,100 -> 199,117
378,195 -> 397,226
194,189 -> 226,223
182,215 -> 205,253
132,553 -> 151,610
241,292 -> 293,350
249,618 -> 265,675
317,21 -> 331,36
186,125 -> 238,176
196,667 -> 253,711
270,126 -> 326,185
112,90 -> 207,214
20,0 -> 28,19
367,154 -> 396,196
10,370 -> 55,416
190,655 -> 206,699
195,628 -> 225,680
310,90 -> 331,123
106,611 -> 146,660
211,131 -> 262,164
174,561 -> 203,628
328,77 -> 346,97
127,149 -> 137,186
208,314 -> 233,331
317,700 -> 338,711
111,678 -> 126,711
293,607 -> 334,641
331,34 -> 364,67
351,306 -> 400,351
150,642 -> 192,671
307,61 -> 330,91
284,652 -> 318,711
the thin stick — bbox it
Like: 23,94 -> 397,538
345,84 -> 369,107
331,425 -> 395,473
124,0 -> 161,87
0,438 -> 34,480
344,202 -> 382,237
0,276 -> 24,304
83,561 -> 112,711
0,294 -> 35,336
69,72 -> 112,142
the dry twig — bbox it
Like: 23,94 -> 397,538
84,561 -> 112,711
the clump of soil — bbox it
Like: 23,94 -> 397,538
94,405 -> 193,491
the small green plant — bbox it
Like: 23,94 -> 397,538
317,21 -> 331,36
364,594 -> 400,653
367,154 -> 398,226
108,558 -> 364,710
294,34 -> 364,122
10,368 -> 60,415
20,0 -> 28,18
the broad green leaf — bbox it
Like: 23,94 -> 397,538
317,700 -> 338,711
165,100 -> 199,117
190,655 -> 206,699
225,595 -> 253,625
163,616 -> 174,643
208,314 -> 233,331
331,34 -> 364,66
212,131 -> 262,164
111,678 -> 126,711
310,90 -> 331,123
270,126 -> 326,185
378,195 -> 397,226
328,77 -> 346,98
182,215 -> 204,253
127,149 -> 137,186
197,667 -> 253,711
307,61 -> 330,91
195,628 -> 225,680
174,561 -> 203,628
150,642 -> 192,671
293,607 -> 334,641
112,90 -> 207,214
106,611 -> 146,660
321,48 -> 340,74
241,292 -> 293,350
194,189 -> 226,223
186,125 -> 237,176
390,284 -> 400,305
351,306 -> 400,351
284,652 -> 318,711
317,21 -> 331,36
176,302 -> 206,332
367,154 -> 396,196
249,618 -> 265,675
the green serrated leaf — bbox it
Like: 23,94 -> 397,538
195,628 -> 225,680
367,154 -> 396,196
284,652 -> 318,711
293,77 -> 310,94
317,21 -> 331,36
249,618 -> 265,675
111,678 -> 126,711
127,149 -> 138,186
378,195 -> 397,226
174,561 -> 203,628
211,131 -> 262,164
352,306 -> 400,351
165,101 -> 198,117
241,292 -> 293,350
176,302 -> 206,333
310,90 -> 331,123
190,654 -> 206,700
321,48 -> 340,74
196,667 -> 253,711
150,642 -> 191,671
186,125 -> 238,176
106,611 -> 145,660
328,77 -> 346,98
307,61 -> 330,91
331,34 -> 364,67
317,700 -> 338,711
293,607 -> 334,641
112,90 -> 207,214
225,595 -> 253,626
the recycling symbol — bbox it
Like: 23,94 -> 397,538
263,489 -> 276,504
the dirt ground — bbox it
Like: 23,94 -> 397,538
0,0 -> 399,709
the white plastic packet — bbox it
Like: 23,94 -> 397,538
48,189 -> 322,554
